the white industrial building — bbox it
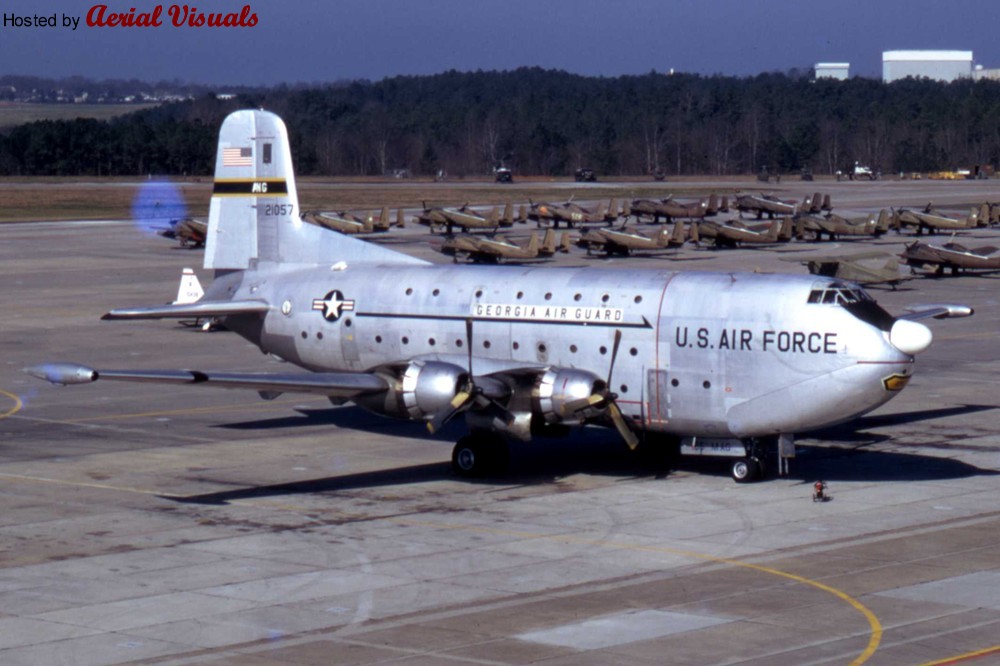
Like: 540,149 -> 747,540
814,63 -> 850,80
882,50 -> 973,83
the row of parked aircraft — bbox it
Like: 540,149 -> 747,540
158,194 -> 1000,283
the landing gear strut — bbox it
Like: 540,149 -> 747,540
451,431 -> 509,477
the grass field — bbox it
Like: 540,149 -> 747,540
0,102 -> 159,130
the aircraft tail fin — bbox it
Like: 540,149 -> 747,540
396,208 -> 406,228
670,221 -> 686,245
811,192 -> 822,213
778,217 -> 794,241
204,110 -> 425,271
689,222 -> 700,244
540,228 -> 556,254
976,203 -> 989,227
718,195 -> 729,213
502,202 -> 514,225
374,206 -> 390,231
705,194 -> 719,215
173,268 -> 204,305
526,232 -> 539,255
596,201 -> 608,220
559,231 -> 572,253
606,198 -> 617,221
488,206 -> 500,227
875,209 -> 890,234
765,220 -> 781,241
821,194 -> 832,211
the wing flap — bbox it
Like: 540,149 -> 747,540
102,300 -> 270,320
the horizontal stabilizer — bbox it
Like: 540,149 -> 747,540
102,300 -> 271,320
26,363 -> 389,398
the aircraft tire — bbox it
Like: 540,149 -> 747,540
452,433 -> 508,477
731,458 -> 757,484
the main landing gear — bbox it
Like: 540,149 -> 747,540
730,457 -> 765,483
451,431 -> 510,477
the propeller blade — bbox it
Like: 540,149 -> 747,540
608,401 -> 639,450
607,329 -> 622,388
465,318 -> 474,378
426,390 -> 474,434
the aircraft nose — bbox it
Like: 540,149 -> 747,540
889,319 -> 933,355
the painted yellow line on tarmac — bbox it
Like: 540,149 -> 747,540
916,644 -> 1000,665
395,518 -> 883,665
0,390 -> 23,420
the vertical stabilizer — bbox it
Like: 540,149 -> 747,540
204,110 -> 426,269
205,110 -> 297,270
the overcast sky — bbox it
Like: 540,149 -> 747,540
3,0 -> 1000,85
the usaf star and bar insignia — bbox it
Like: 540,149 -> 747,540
312,290 -> 355,322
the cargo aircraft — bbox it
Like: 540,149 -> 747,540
28,110 -> 973,483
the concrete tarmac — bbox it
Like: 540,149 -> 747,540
2,178 -> 1000,665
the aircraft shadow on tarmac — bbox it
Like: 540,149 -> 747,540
170,404 -> 998,504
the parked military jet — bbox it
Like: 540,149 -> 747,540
693,217 -> 793,248
789,251 -> 910,288
28,110 -> 973,484
795,209 -> 891,241
901,240 -> 1000,275
417,202 -> 517,234
439,229 -> 571,263
893,203 -> 986,235
159,218 -> 208,248
628,194 -> 727,224
576,222 -> 688,256
302,207 -> 403,235
528,199 -> 618,228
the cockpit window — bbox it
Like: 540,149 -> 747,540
808,283 -> 894,331
808,284 -> 870,305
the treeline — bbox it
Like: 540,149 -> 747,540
3,68 -> 1000,177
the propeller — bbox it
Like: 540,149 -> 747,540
562,329 -> 640,450
426,318 -> 477,434
426,319 -> 513,434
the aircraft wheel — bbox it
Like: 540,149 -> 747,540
451,433 -> 508,477
731,458 -> 758,484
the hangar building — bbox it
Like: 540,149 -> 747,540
882,50 -> 973,83
814,63 -> 850,80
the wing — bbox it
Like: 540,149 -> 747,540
25,363 -> 388,398
102,300 -> 271,320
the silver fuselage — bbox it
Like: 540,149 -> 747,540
222,265 -> 913,439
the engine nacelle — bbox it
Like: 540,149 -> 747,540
355,360 -> 467,420
532,367 -> 604,425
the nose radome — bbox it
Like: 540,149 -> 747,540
889,319 -> 933,355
